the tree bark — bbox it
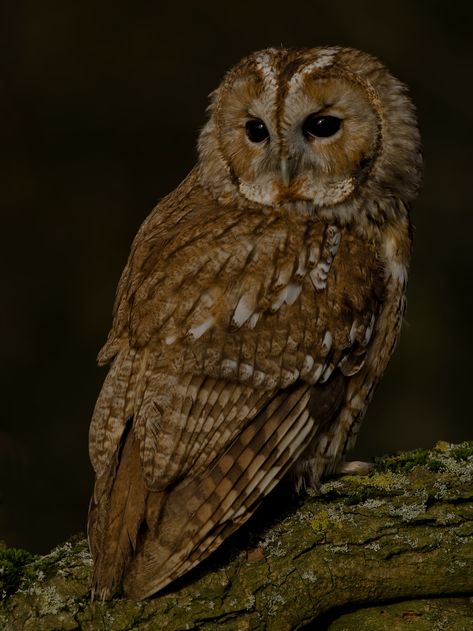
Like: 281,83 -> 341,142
1,441 -> 472,630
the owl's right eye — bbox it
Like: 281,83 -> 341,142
245,119 -> 269,143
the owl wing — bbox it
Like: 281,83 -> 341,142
88,194 -> 384,599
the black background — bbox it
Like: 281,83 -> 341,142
1,0 -> 471,553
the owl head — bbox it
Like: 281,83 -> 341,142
198,47 -> 422,224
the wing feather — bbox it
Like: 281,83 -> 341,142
89,347 -> 140,475
123,383 -> 317,598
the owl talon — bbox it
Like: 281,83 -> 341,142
336,460 -> 373,476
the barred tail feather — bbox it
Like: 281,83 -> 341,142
88,426 -> 153,600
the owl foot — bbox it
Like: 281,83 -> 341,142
335,460 -> 373,476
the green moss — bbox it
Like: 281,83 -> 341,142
344,487 -> 373,505
310,510 -> 331,532
340,472 -> 403,504
450,443 -> 473,462
433,440 -> 450,453
375,448 -> 432,473
374,442 -> 473,475
310,507 -> 349,534
426,458 -> 446,472
349,472 -> 400,492
0,547 -> 36,599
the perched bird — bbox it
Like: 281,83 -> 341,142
88,46 -> 422,600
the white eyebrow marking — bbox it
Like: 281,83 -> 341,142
253,49 -> 279,117
312,47 -> 340,69
254,50 -> 279,87
287,47 -> 340,94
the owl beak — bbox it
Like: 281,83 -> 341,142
280,157 -> 292,187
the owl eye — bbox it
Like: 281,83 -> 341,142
303,114 -> 342,139
245,119 -> 269,143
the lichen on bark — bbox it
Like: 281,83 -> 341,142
1,441 -> 472,630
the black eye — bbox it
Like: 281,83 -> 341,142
245,119 -> 269,143
303,114 -> 342,139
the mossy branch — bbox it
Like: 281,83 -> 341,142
1,441 -> 472,630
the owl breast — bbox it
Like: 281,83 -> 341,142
120,201 -> 384,394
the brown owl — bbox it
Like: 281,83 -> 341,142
88,46 -> 422,600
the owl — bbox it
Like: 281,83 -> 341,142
88,46 -> 422,600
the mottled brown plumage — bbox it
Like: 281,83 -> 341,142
88,46 -> 422,599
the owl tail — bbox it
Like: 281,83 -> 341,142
88,423 -> 159,600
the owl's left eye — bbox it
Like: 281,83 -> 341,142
245,119 -> 269,143
303,114 -> 342,139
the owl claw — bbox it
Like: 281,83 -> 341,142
335,460 -> 373,476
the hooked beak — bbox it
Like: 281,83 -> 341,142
280,157 -> 291,187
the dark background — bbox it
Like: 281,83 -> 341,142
0,1 -> 471,554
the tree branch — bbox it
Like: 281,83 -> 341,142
1,441 -> 472,630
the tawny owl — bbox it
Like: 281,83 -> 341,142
88,46 -> 422,600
